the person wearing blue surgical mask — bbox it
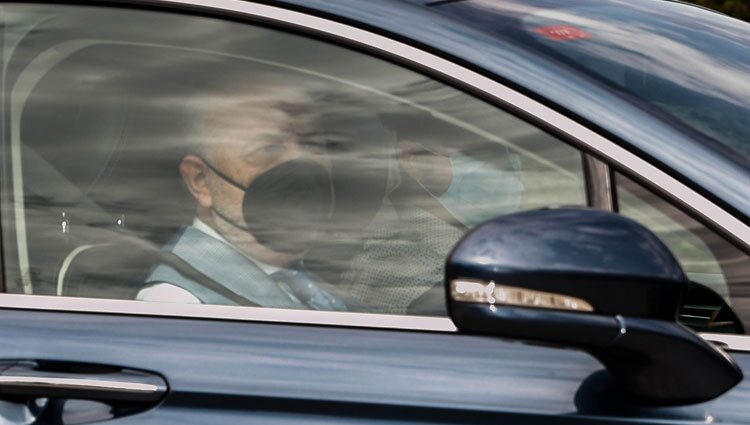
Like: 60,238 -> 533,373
398,140 -> 524,228
344,114 -> 524,316
438,151 -> 524,227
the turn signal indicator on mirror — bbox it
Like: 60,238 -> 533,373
450,279 -> 594,312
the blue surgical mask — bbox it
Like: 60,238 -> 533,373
439,152 -> 524,227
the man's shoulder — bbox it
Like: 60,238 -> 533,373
146,225 -> 302,308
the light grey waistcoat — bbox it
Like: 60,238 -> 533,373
144,226 -> 302,308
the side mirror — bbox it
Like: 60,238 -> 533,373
445,208 -> 742,405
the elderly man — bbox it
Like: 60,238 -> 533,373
136,82 -> 345,310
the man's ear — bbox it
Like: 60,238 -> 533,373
180,154 -> 212,209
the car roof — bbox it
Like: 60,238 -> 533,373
272,0 -> 749,221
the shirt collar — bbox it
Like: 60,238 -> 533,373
191,217 -> 281,275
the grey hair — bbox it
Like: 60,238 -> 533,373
185,82 -> 318,163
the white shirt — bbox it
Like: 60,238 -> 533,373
136,218 -> 280,303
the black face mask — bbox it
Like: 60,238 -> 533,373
202,157 -> 332,255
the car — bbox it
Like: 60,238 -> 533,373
0,0 -> 748,423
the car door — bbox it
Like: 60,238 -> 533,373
0,1 -> 748,424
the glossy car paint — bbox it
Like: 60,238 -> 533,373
0,0 -> 748,424
0,308 -> 749,424
447,209 -> 687,295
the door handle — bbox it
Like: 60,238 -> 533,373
0,361 -> 167,403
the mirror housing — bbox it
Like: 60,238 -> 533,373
446,208 -> 742,405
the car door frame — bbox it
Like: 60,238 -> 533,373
0,1 -> 749,423
0,0 -> 749,346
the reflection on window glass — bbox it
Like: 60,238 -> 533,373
616,173 -> 750,332
0,4 -> 585,316
463,0 -> 750,159
521,2 -> 750,159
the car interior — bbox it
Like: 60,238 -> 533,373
1,35 -> 455,305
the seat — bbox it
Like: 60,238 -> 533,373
16,42 -> 193,297
57,239 -> 157,300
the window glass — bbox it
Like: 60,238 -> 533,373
0,4 -> 586,315
616,173 -> 750,332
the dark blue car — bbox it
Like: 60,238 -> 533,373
0,0 -> 748,423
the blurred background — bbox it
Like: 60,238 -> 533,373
688,0 -> 749,21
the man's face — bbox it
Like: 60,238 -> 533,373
204,104 -> 305,262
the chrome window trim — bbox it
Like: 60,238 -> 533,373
0,294 -> 459,332
0,294 -> 747,352
0,0 -> 747,351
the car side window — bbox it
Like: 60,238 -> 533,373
615,172 -> 750,333
0,4 -> 586,315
